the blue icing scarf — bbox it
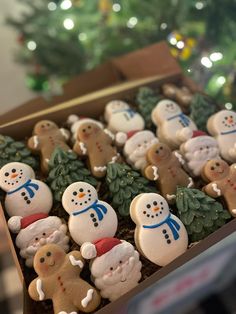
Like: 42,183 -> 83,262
72,199 -> 107,221
167,113 -> 190,127
220,129 -> 236,135
113,108 -> 135,118
143,213 -> 180,240
7,179 -> 39,198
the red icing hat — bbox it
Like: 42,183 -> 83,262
126,130 -> 140,140
81,237 -> 122,259
192,130 -> 207,138
8,213 -> 49,234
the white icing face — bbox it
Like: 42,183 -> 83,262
0,162 -> 35,192
105,100 -> 130,121
213,110 -> 236,134
131,193 -> 170,226
152,99 -> 181,123
62,182 -> 97,214
185,136 -> 219,161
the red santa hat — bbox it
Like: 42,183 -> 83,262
191,130 -> 207,138
8,213 -> 49,234
116,130 -> 140,146
81,237 -> 122,259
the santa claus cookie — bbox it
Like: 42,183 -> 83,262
180,130 -> 221,177
81,238 -> 142,301
0,162 -> 53,222
202,159 -> 236,217
28,120 -> 71,173
9,214 -> 69,267
144,143 -> 193,203
62,182 -> 118,245
73,120 -> 120,178
151,99 -> 197,149
104,100 -> 145,133
28,244 -> 101,314
130,193 -> 188,266
207,110 -> 236,163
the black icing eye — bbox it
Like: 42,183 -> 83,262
225,117 -> 228,120
5,172 -> 9,177
88,190 -> 91,192
82,129 -> 86,132
88,125 -> 91,129
160,146 -> 163,150
42,233 -> 46,236
153,201 -> 157,206
110,267 -> 113,271
119,260 -> 122,264
146,204 -> 151,209
143,211 -> 146,214
206,146 -> 209,149
156,150 -> 159,154
200,147 -> 203,150
79,188 -> 84,192
160,202 -> 163,205
215,162 -> 220,166
40,257 -> 45,263
211,166 -> 215,171
231,116 -> 233,118
47,123 -> 50,127
73,191 -> 77,196
46,252 -> 51,257
12,169 -> 16,173
35,237 -> 39,241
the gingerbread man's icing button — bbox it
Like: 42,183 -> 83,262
62,182 -> 118,245
130,193 -> 188,266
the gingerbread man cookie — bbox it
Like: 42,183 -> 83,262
73,121 -> 120,178
207,110 -> 236,163
151,99 -> 197,149
28,120 -> 71,173
202,159 -> 236,217
28,244 -> 101,314
130,193 -> 188,266
144,143 -> 193,203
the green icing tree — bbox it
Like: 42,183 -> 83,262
190,93 -> 221,132
106,162 -> 155,216
176,186 -> 231,242
47,148 -> 97,202
136,87 -> 161,128
0,135 -> 38,169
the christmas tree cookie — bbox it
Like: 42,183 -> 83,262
47,148 -> 97,202
0,135 -> 38,169
106,162 -> 155,216
176,187 -> 230,242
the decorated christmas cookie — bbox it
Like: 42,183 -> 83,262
28,244 -> 101,313
104,100 -> 145,133
120,130 -> 159,170
81,238 -> 142,301
162,84 -> 193,109
151,99 -> 197,149
207,110 -> 236,162
67,114 -> 104,142
73,120 -> 120,178
130,193 -> 188,266
180,130 -> 220,176
0,162 -> 53,220
144,143 -> 193,203
28,120 -> 71,173
202,159 -> 236,217
8,214 -> 69,267
62,182 -> 118,245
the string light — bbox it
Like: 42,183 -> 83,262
160,23 -> 168,30
187,68 -> 192,73
48,2 -> 57,11
225,103 -> 233,110
78,32 -> 87,41
61,0 -> 72,10
216,76 -> 226,86
169,37 -> 177,45
112,3 -> 121,12
201,56 -> 213,68
176,41 -> 185,49
27,41 -> 37,51
63,18 -> 74,30
210,52 -> 223,62
195,1 -> 204,10
127,17 -> 138,28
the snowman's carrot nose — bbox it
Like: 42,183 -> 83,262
152,207 -> 160,212
78,192 -> 85,198
228,117 -> 234,123
11,173 -> 18,178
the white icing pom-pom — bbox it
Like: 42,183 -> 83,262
67,114 -> 79,125
81,242 -> 97,259
116,132 -> 127,145
8,216 -> 22,233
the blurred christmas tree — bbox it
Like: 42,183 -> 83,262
7,0 -> 236,106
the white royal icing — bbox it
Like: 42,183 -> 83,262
60,128 -> 69,140
94,166 -> 107,172
152,166 -> 159,180
33,136 -> 39,149
69,255 -> 84,268
36,279 -> 45,301
174,151 -> 185,165
109,153 -> 120,164
79,142 -> 87,155
187,177 -> 194,188
166,194 -> 176,200
81,289 -> 94,308
212,183 -> 221,196
104,129 -> 115,140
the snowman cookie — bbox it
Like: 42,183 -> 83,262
130,193 -> 188,266
28,120 -> 71,173
81,237 -> 142,301
28,244 -> 101,314
144,143 -> 193,203
62,182 -> 118,245
180,130 -> 221,177
151,99 -> 197,149
207,110 -> 236,163
0,162 -> 53,221
202,159 -> 236,217
105,100 -> 145,133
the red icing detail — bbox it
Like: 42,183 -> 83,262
93,237 -> 122,257
21,213 -> 49,229
192,130 -> 207,138
127,130 -> 140,139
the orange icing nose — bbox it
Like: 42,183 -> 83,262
153,207 -> 160,212
228,118 -> 234,123
11,173 -> 18,178
78,192 -> 85,198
